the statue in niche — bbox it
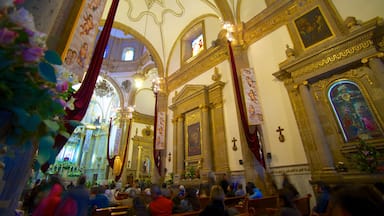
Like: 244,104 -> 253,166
143,158 -> 150,175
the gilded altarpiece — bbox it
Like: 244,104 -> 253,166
275,1 -> 384,184
169,81 -> 229,182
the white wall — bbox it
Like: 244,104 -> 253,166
332,0 -> 384,22
248,26 -> 308,167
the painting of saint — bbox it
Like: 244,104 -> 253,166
188,123 -> 201,156
295,7 -> 333,48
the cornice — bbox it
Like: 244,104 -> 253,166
167,45 -> 228,92
244,0 -> 317,46
133,111 -> 154,125
278,19 -> 383,82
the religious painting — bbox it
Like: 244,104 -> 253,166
329,81 -> 383,142
155,112 -> 166,150
241,68 -> 263,125
294,7 -> 333,48
63,0 -> 107,82
187,122 -> 201,156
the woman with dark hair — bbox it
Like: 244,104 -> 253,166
277,190 -> 301,216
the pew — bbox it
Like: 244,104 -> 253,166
225,196 -> 248,213
93,205 -> 134,216
198,196 -> 210,210
293,194 -> 312,216
247,196 -> 279,216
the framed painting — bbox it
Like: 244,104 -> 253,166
187,122 -> 201,156
294,7 -> 333,48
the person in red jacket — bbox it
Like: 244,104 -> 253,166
149,184 -> 173,216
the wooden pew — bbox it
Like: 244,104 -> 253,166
225,196 -> 248,213
198,197 -> 210,210
172,210 -> 202,216
247,196 -> 279,216
293,194 -> 312,216
92,205 -> 133,216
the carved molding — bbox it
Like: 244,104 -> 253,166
269,164 -> 311,175
167,46 -> 228,92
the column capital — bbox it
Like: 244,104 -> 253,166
361,52 -> 384,63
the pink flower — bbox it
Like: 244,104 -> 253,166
56,98 -> 66,107
0,28 -> 18,44
22,47 -> 43,62
56,80 -> 69,93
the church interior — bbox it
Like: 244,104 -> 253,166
1,0 -> 384,214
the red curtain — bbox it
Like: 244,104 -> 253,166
153,92 -> 162,176
42,0 -> 120,172
227,40 -> 265,168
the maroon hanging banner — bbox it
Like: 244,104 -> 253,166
42,0 -> 121,173
227,40 -> 265,168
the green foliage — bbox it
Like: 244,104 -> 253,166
0,5 -> 74,169
352,138 -> 380,173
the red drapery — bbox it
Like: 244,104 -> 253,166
227,40 -> 265,168
42,0 -> 120,172
153,92 -> 162,176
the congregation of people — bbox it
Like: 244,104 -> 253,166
19,172 -> 384,216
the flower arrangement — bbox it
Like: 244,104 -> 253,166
352,138 -> 381,173
0,1 -> 74,167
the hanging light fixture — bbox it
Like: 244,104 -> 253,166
133,69 -> 145,88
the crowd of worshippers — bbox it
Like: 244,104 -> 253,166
19,173 -> 384,216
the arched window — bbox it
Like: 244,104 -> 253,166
103,45 -> 109,58
191,34 -> 204,57
122,47 -> 134,61
328,80 -> 383,142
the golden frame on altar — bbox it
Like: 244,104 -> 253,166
184,109 -> 202,162
294,6 -> 334,49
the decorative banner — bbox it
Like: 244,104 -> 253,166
83,129 -> 93,152
63,0 -> 108,82
155,112 -> 166,150
113,127 -> 122,155
241,68 -> 263,125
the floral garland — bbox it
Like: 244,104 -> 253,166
352,138 -> 381,173
0,0 -> 74,168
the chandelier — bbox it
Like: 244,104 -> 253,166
95,78 -> 114,97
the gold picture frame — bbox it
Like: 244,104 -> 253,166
294,7 -> 334,49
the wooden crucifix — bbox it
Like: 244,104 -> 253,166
276,126 -> 285,142
232,137 -> 238,151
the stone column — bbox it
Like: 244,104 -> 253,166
299,83 -> 334,171
135,145 -> 143,179
200,105 -> 213,172
172,118 -> 178,173
176,116 -> 185,176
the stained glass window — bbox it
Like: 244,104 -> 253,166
191,34 -> 204,57
328,81 -> 383,142
122,47 -> 134,61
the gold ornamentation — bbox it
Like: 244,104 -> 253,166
292,40 -> 373,78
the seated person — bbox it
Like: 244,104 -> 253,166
199,185 -> 239,216
148,184 -> 173,216
235,183 -> 245,196
311,182 -> 330,216
277,190 -> 301,216
89,186 -> 110,210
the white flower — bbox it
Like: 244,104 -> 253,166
9,7 -> 37,31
